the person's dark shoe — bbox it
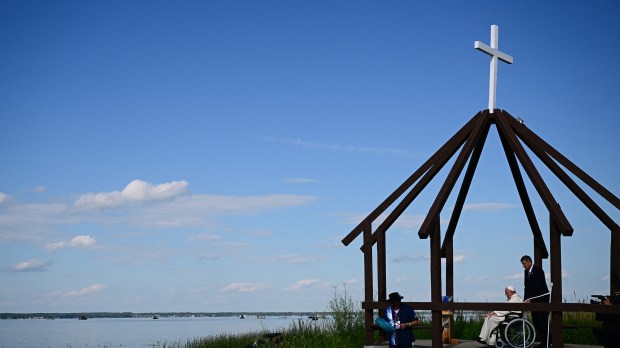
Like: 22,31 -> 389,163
476,337 -> 487,346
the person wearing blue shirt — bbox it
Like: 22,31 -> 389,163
386,292 -> 419,348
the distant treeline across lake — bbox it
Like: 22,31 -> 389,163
0,311 -> 328,320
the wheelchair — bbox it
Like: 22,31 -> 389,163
490,312 -> 536,348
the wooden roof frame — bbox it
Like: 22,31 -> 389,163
341,109 -> 620,347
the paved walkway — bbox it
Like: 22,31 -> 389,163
415,340 -> 601,347
366,340 -> 603,348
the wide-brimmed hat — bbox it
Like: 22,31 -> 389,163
388,292 -> 404,303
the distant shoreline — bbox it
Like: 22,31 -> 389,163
0,311 -> 330,320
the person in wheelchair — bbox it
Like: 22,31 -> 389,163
477,286 -> 523,346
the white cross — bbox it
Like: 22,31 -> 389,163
475,24 -> 513,113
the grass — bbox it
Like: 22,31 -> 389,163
179,284 -> 365,348
162,292 -> 603,348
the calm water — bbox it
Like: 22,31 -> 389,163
0,316 -> 301,348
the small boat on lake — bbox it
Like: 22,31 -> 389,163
153,315 -> 159,319
79,316 -> 87,320
239,314 -> 246,319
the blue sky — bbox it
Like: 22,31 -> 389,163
1,1 -> 618,313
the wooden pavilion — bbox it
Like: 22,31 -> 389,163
342,25 -> 619,347
341,108 -> 620,348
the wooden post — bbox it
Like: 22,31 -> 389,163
550,215 -> 564,348
445,239 -> 454,298
363,224 -> 374,345
430,215 -> 443,348
377,226 -> 387,342
445,239 -> 454,342
534,236 -> 543,267
612,228 -> 620,296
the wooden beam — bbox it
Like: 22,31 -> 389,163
441,120 -> 491,255
360,115 -> 482,251
361,114 -> 484,252
506,115 -> 620,233
341,113 -> 481,247
363,224 -> 374,345
612,228 -> 620,295
362,301 -> 620,313
377,228 -> 387,307
495,111 -> 574,236
550,216 -> 564,348
430,215 -> 443,348
504,110 -> 620,210
445,240 -> 454,297
497,124 -> 549,258
419,112 -> 491,239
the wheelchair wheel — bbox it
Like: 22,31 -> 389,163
503,318 -> 536,348
494,338 -> 505,348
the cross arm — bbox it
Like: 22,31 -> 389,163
474,41 -> 514,64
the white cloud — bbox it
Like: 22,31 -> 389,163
394,276 -> 408,284
196,254 -> 220,261
341,279 -> 359,286
505,272 -> 524,280
188,233 -> 220,241
251,254 -> 327,264
393,254 -> 427,263
222,282 -> 266,293
462,203 -> 517,211
286,178 -> 320,184
451,254 -> 466,263
463,275 -> 489,284
47,235 -> 96,250
75,179 -> 190,209
215,242 -> 252,250
0,190 -> 318,245
24,186 -> 47,193
562,269 -> 571,278
10,259 -> 54,272
284,279 -> 330,291
128,194 -> 318,228
0,192 -> 12,205
195,194 -> 318,215
63,284 -> 108,298
337,212 -> 425,230
391,253 -> 465,264
266,137 -> 421,159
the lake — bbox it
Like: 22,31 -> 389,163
0,316 -> 303,348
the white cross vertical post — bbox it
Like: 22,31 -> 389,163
475,24 -> 513,113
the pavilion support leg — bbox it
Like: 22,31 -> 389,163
377,229 -> 388,342
445,239 -> 454,342
363,225 -> 375,346
430,215 -> 443,348
612,228 -> 620,296
550,216 -> 564,348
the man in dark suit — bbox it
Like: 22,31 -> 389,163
521,255 -> 550,348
